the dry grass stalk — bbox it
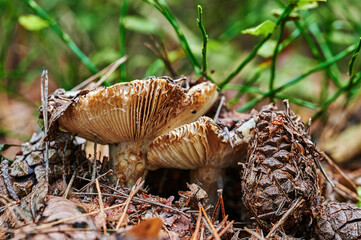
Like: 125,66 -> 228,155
95,178 -> 107,234
115,178 -> 144,230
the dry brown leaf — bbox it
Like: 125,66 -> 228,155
13,196 -> 97,240
126,217 -> 163,240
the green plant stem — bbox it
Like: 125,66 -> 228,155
313,72 -> 361,120
119,0 -> 128,82
220,4 -> 294,89
197,5 -> 208,75
269,16 -> 289,102
23,0 -> 98,74
237,43 -> 358,112
145,0 -> 201,75
348,37 -> 361,76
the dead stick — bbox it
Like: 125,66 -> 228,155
95,179 -> 107,234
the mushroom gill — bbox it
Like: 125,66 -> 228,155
147,116 -> 255,203
57,77 -> 218,186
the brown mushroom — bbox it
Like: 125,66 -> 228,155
57,77 -> 218,186
147,116 -> 255,203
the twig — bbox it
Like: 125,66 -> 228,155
116,178 -> 144,230
95,179 -> 107,234
63,171 -> 76,198
41,69 -> 49,186
265,198 -> 304,239
191,207 -> 203,240
200,205 -> 221,240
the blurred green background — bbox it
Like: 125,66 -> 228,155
1,0 -> 361,148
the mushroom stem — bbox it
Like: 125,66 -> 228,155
109,140 -> 149,187
190,167 -> 225,206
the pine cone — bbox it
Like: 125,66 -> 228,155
316,202 -> 361,240
241,102 -> 322,234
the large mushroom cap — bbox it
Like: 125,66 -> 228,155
56,77 -> 218,185
147,116 -> 255,170
58,77 -> 218,144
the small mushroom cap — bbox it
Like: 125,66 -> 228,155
58,78 -> 218,144
147,116 -> 255,170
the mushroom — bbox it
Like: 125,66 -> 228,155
57,77 -> 218,186
147,116 -> 255,203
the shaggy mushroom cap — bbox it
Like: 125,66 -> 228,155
147,116 -> 255,202
57,77 -> 218,186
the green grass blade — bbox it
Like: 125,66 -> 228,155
144,0 -> 201,75
236,43 -> 358,112
197,5 -> 208,76
119,0 -> 129,82
23,0 -> 98,74
220,4 -> 294,89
